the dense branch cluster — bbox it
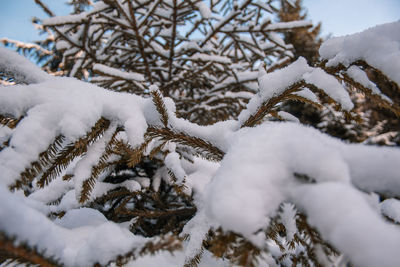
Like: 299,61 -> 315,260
9,0 -> 314,124
1,1 -> 400,267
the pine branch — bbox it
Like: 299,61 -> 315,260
341,72 -> 400,117
125,141 -> 150,168
184,247 -> 204,267
0,232 -> 60,267
11,135 -> 65,190
167,0 -> 178,83
108,0 -> 153,83
241,81 -> 305,128
287,94 -> 323,109
146,127 -> 224,161
0,115 -> 21,129
140,234 -> 183,256
206,229 -> 261,267
37,117 -> 110,187
200,0 -> 252,47
34,0 -> 55,17
150,88 -> 169,127
79,127 -> 121,203
322,60 -> 400,117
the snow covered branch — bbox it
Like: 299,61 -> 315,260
1,2 -> 400,267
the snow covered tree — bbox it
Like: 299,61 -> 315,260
4,0 -> 315,125
1,1 -> 400,267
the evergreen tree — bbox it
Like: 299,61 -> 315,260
1,1 -> 400,266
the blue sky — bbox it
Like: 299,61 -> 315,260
303,0 -> 400,37
0,0 -> 399,42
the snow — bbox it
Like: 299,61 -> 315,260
292,183 -> 400,267
204,122 -> 400,263
42,2 -> 109,26
0,46 -> 50,84
126,249 -> 229,267
293,87 -> 319,103
73,125 -> 117,202
93,64 -> 145,82
0,71 -> 153,187
320,20 -> 400,86
381,198 -> 400,223
205,123 -> 348,238
54,208 -> 108,229
182,157 -> 219,197
220,20 -> 312,32
29,176 -> 74,205
279,203 -> 297,242
277,111 -> 299,123
1,15 -> 400,267
195,1 -> 212,19
181,210 -> 210,259
339,143 -> 400,197
264,20 -> 312,31
303,67 -> 354,110
165,151 -> 186,183
238,57 -> 352,125
346,65 -> 391,102
0,186 -> 147,267
188,53 -> 232,64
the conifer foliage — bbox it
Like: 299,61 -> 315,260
1,1 -> 400,266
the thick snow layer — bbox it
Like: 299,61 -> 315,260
320,20 -> 400,86
346,65 -> 391,102
292,183 -> 400,267
303,67 -> 353,110
0,186 -> 147,267
0,47 -> 49,83
277,111 -> 299,123
0,76 -> 149,187
239,57 -> 353,124
0,61 -> 234,191
204,122 -> 400,264
293,87 -> 319,103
